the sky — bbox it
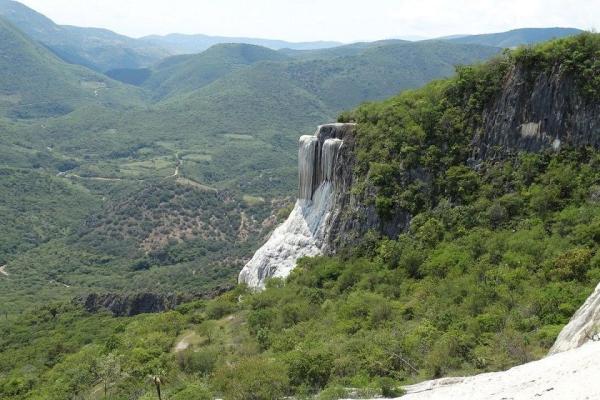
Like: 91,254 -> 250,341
18,0 -> 598,42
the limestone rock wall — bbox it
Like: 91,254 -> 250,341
472,64 -> 600,160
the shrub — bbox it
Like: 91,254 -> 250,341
213,356 -> 289,400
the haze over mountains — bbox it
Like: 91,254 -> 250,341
0,0 -> 583,74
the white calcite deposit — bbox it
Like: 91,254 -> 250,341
548,281 -> 600,355
238,124 -> 349,289
370,341 -> 600,400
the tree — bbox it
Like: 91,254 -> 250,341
213,356 -> 289,400
95,353 -> 123,399
149,374 -> 165,400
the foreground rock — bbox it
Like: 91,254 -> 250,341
354,341 -> 600,400
549,281 -> 600,355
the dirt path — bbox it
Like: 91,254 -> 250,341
174,332 -> 195,352
0,265 -> 8,277
63,173 -> 123,182
176,177 -> 217,192
168,153 -> 182,178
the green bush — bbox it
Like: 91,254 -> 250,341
213,356 -> 289,400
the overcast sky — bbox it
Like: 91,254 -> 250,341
18,0 -> 598,42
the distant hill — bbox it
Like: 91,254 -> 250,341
142,43 -> 290,98
0,17 -> 141,118
279,39 -> 409,59
0,0 -> 169,71
162,40 -> 501,113
139,32 -> 342,54
445,27 -> 583,48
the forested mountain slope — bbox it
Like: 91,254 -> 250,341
0,32 -> 598,400
0,0 -> 168,72
140,32 -> 341,54
0,17 -> 142,118
142,43 -> 291,99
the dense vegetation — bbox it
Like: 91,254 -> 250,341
0,179 -> 278,314
1,33 -> 598,400
1,148 -> 598,399
0,6 -> 513,319
0,167 -> 100,263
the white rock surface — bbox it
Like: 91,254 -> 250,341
239,127 -> 346,289
238,183 -> 335,289
548,281 -> 600,355
353,341 -> 600,400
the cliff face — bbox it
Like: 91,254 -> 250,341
322,130 -> 411,252
549,281 -> 600,355
472,63 -> 600,160
240,47 -> 600,289
75,286 -> 232,316
328,63 -> 600,252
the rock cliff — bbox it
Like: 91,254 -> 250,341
240,39 -> 600,289
472,63 -> 600,160
75,286 -> 232,316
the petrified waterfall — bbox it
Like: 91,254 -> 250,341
239,124 -> 353,289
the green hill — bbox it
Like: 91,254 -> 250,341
0,33 -> 598,400
0,167 -> 100,264
0,17 -> 142,118
15,39 -> 498,198
0,0 -> 168,71
140,32 -> 341,54
143,43 -> 290,98
283,40 -> 501,111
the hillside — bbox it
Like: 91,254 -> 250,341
0,32 -> 598,400
279,40 -> 501,111
142,43 -> 290,98
446,27 -> 583,48
0,0 -> 168,72
12,38 -> 499,202
0,167 -> 100,264
0,17 -> 142,118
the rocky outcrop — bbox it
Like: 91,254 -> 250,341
75,286 -> 232,316
549,281 -> 600,355
238,123 -> 355,289
472,63 -> 600,160
332,63 -> 600,251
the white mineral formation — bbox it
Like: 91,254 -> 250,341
238,124 -> 349,289
363,341 -> 600,400
548,281 -> 600,355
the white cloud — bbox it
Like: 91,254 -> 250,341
18,0 -> 598,41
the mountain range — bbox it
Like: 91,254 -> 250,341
0,0 -> 583,73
